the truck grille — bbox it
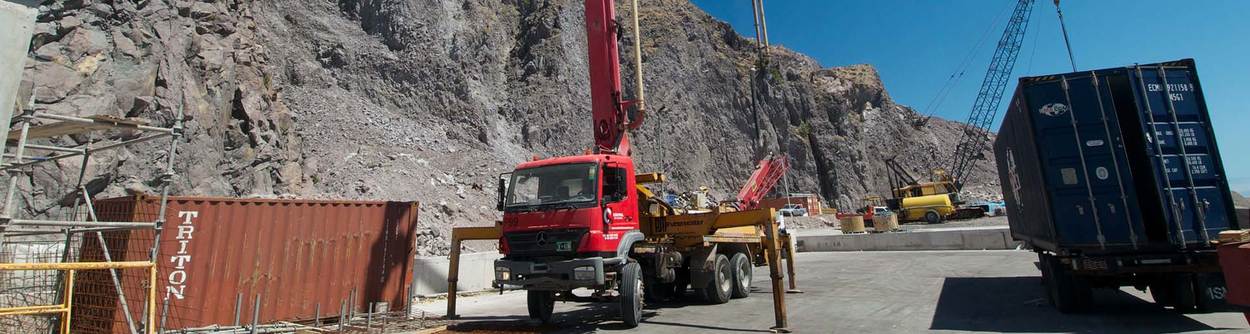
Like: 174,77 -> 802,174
504,228 -> 588,259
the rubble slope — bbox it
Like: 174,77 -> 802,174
16,0 -> 999,255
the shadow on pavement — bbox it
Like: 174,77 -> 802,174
930,276 -> 1226,333
444,291 -> 773,333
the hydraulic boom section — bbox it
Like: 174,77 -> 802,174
586,0 -> 646,155
735,154 -> 790,210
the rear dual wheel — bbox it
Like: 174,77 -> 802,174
730,252 -> 753,299
698,254 -> 733,304
1039,253 -> 1091,313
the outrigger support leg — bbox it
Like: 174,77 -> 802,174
762,215 -> 790,333
782,233 -> 802,294
446,225 -> 502,319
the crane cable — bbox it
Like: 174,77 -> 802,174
917,2 -> 1017,124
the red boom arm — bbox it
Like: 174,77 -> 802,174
736,154 -> 790,210
585,0 -> 643,156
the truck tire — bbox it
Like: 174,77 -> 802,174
1170,274 -> 1199,312
924,211 -> 942,225
526,290 -> 555,324
619,262 -> 643,328
698,254 -> 733,304
1040,253 -> 1091,313
730,252 -> 752,299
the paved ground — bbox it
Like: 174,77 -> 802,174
788,215 -> 1010,236
413,250 -> 1248,333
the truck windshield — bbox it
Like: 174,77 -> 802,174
505,163 -> 598,209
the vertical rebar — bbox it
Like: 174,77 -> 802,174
338,300 -> 347,331
367,302 -> 374,332
314,303 -> 321,327
349,287 -> 357,320
250,293 -> 261,333
233,293 -> 243,326
158,297 -> 170,333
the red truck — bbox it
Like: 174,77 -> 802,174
446,0 -> 796,331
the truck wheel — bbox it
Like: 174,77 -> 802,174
619,262 -> 643,328
730,252 -> 752,299
699,254 -> 733,304
1040,253 -> 1091,313
924,211 -> 942,225
526,290 -> 555,324
1169,274 -> 1198,312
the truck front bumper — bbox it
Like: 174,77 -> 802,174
493,257 -> 608,291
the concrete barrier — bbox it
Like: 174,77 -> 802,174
1238,207 -> 1248,228
795,226 -> 1019,252
411,252 -> 502,297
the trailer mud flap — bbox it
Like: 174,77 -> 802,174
687,244 -> 718,287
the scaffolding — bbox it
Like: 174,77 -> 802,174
0,95 -> 183,333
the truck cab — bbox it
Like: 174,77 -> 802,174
493,154 -> 644,292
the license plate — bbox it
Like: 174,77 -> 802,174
556,241 -> 572,252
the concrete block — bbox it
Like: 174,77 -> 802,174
0,1 -> 38,149
411,252 -> 502,297
1237,207 -> 1248,228
796,227 -> 1018,252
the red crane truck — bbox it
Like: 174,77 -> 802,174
445,0 -> 796,331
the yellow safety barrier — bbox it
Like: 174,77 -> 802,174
0,261 -> 157,334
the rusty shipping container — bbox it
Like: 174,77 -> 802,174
72,195 -> 419,333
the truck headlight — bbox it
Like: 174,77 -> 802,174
495,267 -> 510,281
573,266 -> 595,281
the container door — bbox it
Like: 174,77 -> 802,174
1024,75 -> 1145,249
1129,64 -> 1233,245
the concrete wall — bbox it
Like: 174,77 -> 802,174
411,252 -> 502,297
1238,207 -> 1248,229
796,227 -> 1020,252
0,0 -> 38,148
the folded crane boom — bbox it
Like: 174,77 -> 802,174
736,154 -> 790,210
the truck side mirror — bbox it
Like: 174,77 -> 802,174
496,174 -> 509,211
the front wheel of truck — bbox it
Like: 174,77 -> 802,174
620,262 -> 643,328
527,290 -> 555,324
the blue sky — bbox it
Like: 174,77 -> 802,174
690,0 -> 1249,195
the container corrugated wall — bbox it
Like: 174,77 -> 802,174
72,195 -> 419,333
994,59 -> 1241,254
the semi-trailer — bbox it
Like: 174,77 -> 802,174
994,59 -> 1243,313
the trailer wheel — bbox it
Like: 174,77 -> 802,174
730,252 -> 752,299
526,290 -> 555,324
699,254 -> 733,304
1040,253 -> 1091,313
924,211 -> 942,225
619,262 -> 643,328
1170,274 -> 1199,312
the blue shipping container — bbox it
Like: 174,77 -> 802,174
994,59 -> 1241,254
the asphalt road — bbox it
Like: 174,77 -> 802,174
416,250 -> 1248,333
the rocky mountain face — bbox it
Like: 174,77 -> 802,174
15,0 -> 999,255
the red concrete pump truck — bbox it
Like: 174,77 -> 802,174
446,0 -> 797,331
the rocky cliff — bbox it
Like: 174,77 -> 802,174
15,0 -> 999,255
